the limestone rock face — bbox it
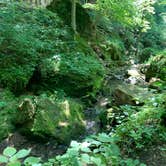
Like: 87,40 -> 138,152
16,95 -> 85,144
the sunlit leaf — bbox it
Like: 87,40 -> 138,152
3,147 -> 17,157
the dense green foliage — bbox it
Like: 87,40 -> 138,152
146,51 -> 166,81
0,89 -> 18,140
0,1 -> 104,95
0,1 -> 65,92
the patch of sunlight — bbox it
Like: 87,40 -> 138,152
51,54 -> 61,72
63,100 -> 70,117
83,3 -> 96,10
77,112 -> 86,125
58,121 -> 69,127
98,98 -> 109,107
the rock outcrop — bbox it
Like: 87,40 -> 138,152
15,94 -> 85,144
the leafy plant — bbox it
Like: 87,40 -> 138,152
55,133 -> 121,166
0,147 -> 41,166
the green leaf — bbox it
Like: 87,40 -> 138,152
24,157 -> 41,165
93,149 -> 100,153
15,149 -> 31,159
140,164 -> 147,166
70,141 -> 80,148
9,155 -> 18,162
48,158 -> 56,163
97,133 -> 112,143
7,160 -> 21,166
91,156 -> 102,166
0,155 -> 8,163
3,147 -> 17,157
110,144 -> 120,156
134,159 -> 140,165
81,147 -> 91,153
81,154 -> 90,164
90,140 -> 101,146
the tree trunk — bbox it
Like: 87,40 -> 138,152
71,0 -> 76,33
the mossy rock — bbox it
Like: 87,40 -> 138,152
0,89 -> 17,141
112,84 -> 152,106
15,94 -> 85,144
146,52 -> 166,82
0,1 -> 71,93
0,1 -> 105,97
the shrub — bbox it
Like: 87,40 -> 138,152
145,51 -> 166,81
0,89 -> 17,141
0,147 -> 41,166
138,47 -> 156,62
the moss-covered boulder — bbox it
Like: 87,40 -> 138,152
112,84 -> 152,106
0,89 -> 17,141
15,94 -> 85,144
0,1 -> 105,97
145,52 -> 166,82
0,1 -> 69,93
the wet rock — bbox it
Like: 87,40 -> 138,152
127,69 -> 140,77
125,76 -> 145,85
125,65 -> 146,86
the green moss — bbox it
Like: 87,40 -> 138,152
47,0 -> 94,36
0,1 -> 105,97
146,51 -> 166,81
0,89 -> 17,140
39,43 -> 105,97
0,1 -> 71,93
15,93 -> 85,144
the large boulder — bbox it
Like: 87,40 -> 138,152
0,1 -> 68,93
15,94 -> 85,144
0,1 -> 105,97
112,84 -> 151,105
